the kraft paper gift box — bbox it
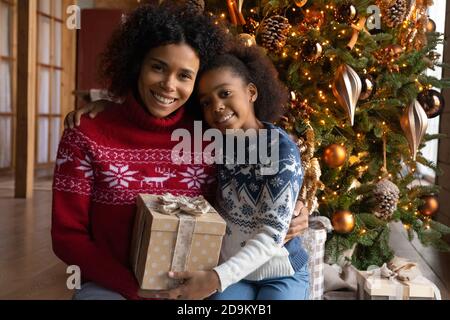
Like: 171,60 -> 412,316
130,193 -> 226,297
355,266 -> 441,300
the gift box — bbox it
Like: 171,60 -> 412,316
355,265 -> 441,300
302,216 -> 332,300
130,193 -> 226,297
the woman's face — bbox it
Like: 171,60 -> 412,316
138,43 -> 200,118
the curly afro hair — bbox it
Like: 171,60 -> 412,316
198,43 -> 289,122
99,1 -> 231,99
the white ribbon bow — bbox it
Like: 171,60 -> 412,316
156,193 -> 211,216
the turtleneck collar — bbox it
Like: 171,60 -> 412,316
122,93 -> 187,131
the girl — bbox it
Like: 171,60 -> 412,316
154,45 -> 309,300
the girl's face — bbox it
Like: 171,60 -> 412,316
198,68 -> 261,133
138,43 -> 200,118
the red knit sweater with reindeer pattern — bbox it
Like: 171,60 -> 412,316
51,95 -> 216,300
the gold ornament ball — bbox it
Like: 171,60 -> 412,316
331,210 -> 355,234
237,33 -> 256,47
322,144 -> 347,168
426,19 -> 436,33
419,195 -> 439,217
294,0 -> 308,8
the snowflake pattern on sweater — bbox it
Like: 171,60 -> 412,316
53,129 -> 216,205
213,123 -> 305,291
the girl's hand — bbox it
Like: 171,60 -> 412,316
284,200 -> 309,244
64,100 -> 108,129
147,271 -> 220,300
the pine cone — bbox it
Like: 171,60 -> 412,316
378,0 -> 411,28
184,0 -> 205,15
373,179 -> 400,220
259,15 -> 290,52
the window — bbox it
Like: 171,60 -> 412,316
0,0 -> 16,171
36,0 -> 63,166
419,3 -> 447,182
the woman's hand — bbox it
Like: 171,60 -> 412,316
145,271 -> 220,300
64,100 -> 108,129
284,200 -> 309,244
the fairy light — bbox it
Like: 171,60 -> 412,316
291,32 -> 296,36
320,120 -> 326,125
220,13 -> 226,19
308,77 -> 312,80
360,229 -> 367,235
404,224 -> 410,230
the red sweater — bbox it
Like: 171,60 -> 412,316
51,96 -> 216,300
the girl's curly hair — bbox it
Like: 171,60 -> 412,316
99,2 -> 230,99
199,44 -> 289,122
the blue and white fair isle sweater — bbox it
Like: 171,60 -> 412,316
213,122 -> 308,292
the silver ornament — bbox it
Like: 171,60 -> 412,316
400,99 -> 428,161
332,64 -> 362,126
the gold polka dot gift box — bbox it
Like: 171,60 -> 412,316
131,193 -> 226,297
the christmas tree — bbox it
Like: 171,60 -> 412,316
188,0 -> 450,270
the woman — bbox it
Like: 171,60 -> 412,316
55,2 -> 308,301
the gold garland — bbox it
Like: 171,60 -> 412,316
296,124 -> 324,214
